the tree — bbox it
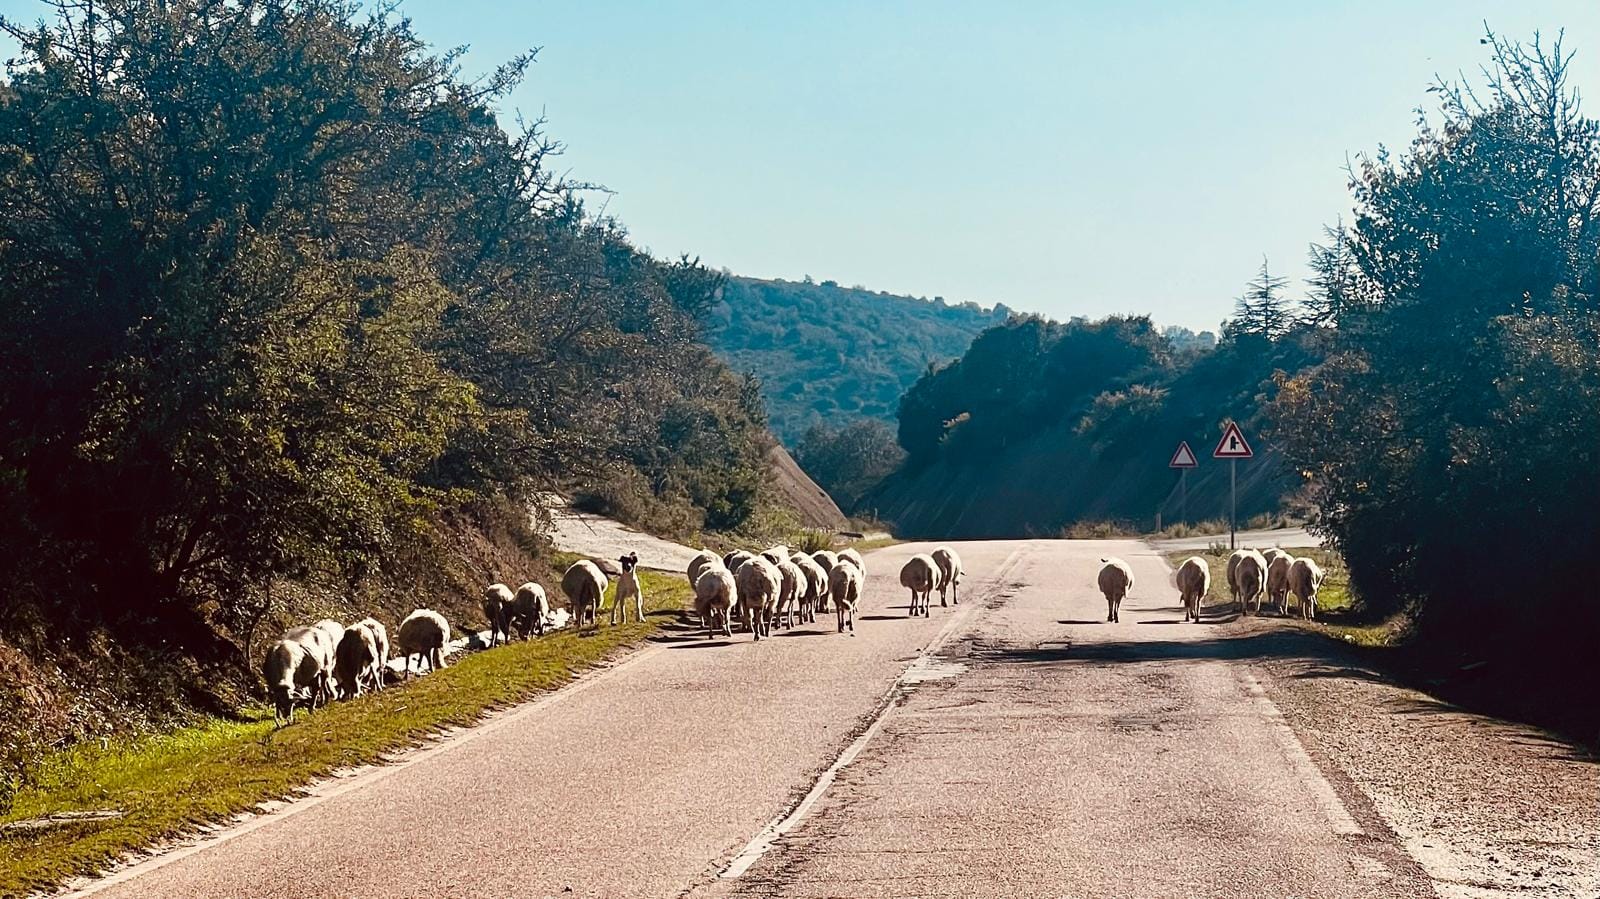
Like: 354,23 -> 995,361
1226,258 -> 1292,339
795,420 -> 906,512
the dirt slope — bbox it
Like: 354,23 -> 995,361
766,445 -> 848,530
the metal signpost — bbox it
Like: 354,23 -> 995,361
1212,422 -> 1253,549
1168,440 -> 1198,524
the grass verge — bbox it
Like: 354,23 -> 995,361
0,571 -> 690,897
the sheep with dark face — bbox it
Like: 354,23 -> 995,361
612,552 -> 644,625
397,609 -> 450,676
510,582 -> 549,638
900,554 -> 937,618
562,560 -> 608,632
482,583 -> 515,647
1097,558 -> 1134,623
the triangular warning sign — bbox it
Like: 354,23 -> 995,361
1169,441 -> 1198,469
1213,422 -> 1254,459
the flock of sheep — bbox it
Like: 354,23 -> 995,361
261,609 -> 451,725
687,544 -> 965,639
1096,548 -> 1327,623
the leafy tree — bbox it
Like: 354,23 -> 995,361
794,419 -> 906,512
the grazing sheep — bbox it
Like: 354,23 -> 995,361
735,556 -> 782,640
1097,558 -> 1135,623
510,582 -> 549,638
694,565 -> 738,639
1235,550 -> 1269,616
396,609 -> 450,676
355,617 -> 389,691
810,550 -> 840,612
774,556 -> 805,629
562,560 -> 608,632
262,638 -> 318,725
931,546 -> 963,607
283,625 -> 336,707
1175,556 -> 1211,623
900,554 -> 937,617
612,552 -> 644,625
333,623 -> 379,699
687,550 -> 720,588
828,561 -> 862,634
481,583 -> 515,647
1267,554 -> 1295,616
790,552 -> 826,625
311,618 -> 344,699
1288,558 -> 1326,619
838,548 -> 866,579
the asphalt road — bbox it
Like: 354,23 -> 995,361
67,540 -> 1597,899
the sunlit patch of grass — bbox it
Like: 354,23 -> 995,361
0,571 -> 690,897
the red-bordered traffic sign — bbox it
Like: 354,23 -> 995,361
1169,441 -> 1198,468
1213,422 -> 1254,459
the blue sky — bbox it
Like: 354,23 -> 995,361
2,1 -> 1596,330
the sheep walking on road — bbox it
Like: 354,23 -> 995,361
838,548 -> 866,578
1175,556 -> 1210,623
1098,558 -> 1134,623
791,552 -> 827,625
810,551 -> 840,613
735,556 -> 782,640
694,565 -> 737,639
1289,558 -> 1326,619
931,546 -> 963,607
900,554 -> 937,618
1226,550 -> 1248,606
687,550 -> 720,592
1267,554 -> 1295,616
828,561 -> 862,635
397,609 -> 450,677
562,560 -> 608,633
613,552 -> 644,625
774,556 -> 805,630
1235,550 -> 1269,616
511,582 -> 549,638
482,583 -> 515,647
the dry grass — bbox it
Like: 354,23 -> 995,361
0,571 -> 691,897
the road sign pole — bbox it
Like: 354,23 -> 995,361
1180,468 -> 1187,525
1229,458 -> 1237,550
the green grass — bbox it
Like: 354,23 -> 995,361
0,571 -> 690,897
847,535 -> 901,553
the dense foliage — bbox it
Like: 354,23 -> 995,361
707,276 -> 1009,443
0,1 -> 773,666
1268,32 -> 1600,667
793,419 -> 905,514
869,310 -> 1319,536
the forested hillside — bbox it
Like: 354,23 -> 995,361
707,277 -> 1009,443
867,308 -> 1316,535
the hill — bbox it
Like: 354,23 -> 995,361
707,277 -> 1009,443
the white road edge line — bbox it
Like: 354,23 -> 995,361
719,548 -> 1022,880
1239,669 -> 1364,837
60,641 -> 672,898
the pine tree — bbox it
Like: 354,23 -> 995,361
1301,223 -> 1361,326
1227,257 -> 1291,339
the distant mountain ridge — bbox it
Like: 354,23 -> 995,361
707,276 -> 1010,444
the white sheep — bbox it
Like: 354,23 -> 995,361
900,553 -> 937,617
810,550 -> 840,612
735,556 -> 782,640
694,565 -> 737,639
774,556 -> 805,630
396,609 -> 450,677
722,550 -> 755,572
562,560 -> 608,632
1235,550 -> 1269,616
1226,549 -> 1248,606
1262,548 -> 1287,570
511,582 -> 549,638
759,545 -> 791,566
612,552 -> 644,625
931,546 -> 963,607
790,551 -> 826,625
355,617 -> 389,691
333,623 -> 379,699
1175,556 -> 1211,623
283,624 -> 335,706
687,549 -> 720,588
828,560 -> 862,634
1097,558 -> 1135,623
262,638 -> 319,725
1288,557 -> 1326,619
838,548 -> 866,579
1266,554 -> 1295,616
481,583 -> 515,647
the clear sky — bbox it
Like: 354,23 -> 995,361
2,1 -> 1597,330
